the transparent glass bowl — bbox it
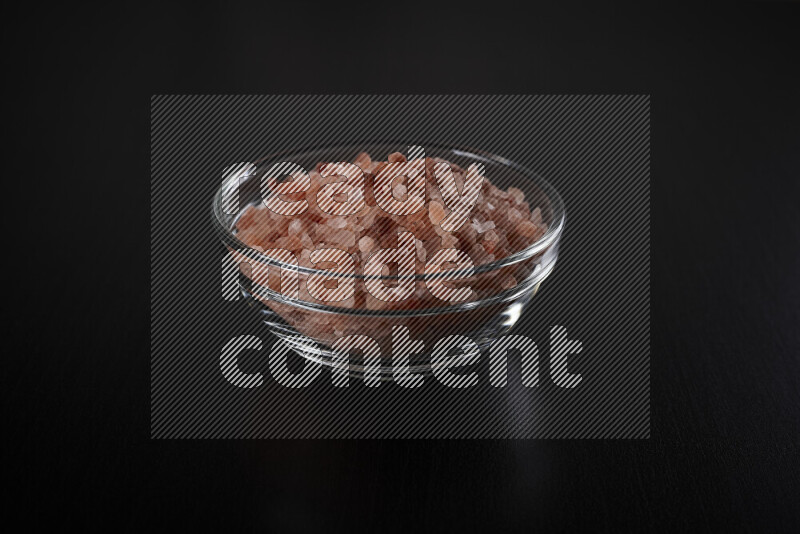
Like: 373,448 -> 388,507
212,143 -> 565,377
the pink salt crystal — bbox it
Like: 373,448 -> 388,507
470,242 -> 489,265
387,152 -> 407,163
456,222 -> 477,246
299,249 -> 312,267
358,236 -> 376,253
300,232 -> 314,250
428,201 -> 446,225
454,172 -> 465,194
499,274 -> 517,290
482,229 -> 500,254
406,207 -> 428,223
327,217 -> 348,229
414,283 -> 428,300
366,295 -> 388,310
288,219 -> 303,235
237,207 -> 257,229
415,239 -> 426,262
440,233 -> 459,248
353,151 -> 372,170
508,187 -> 525,204
516,220 -> 542,240
393,183 -> 407,199
331,229 -> 355,248
508,208 -> 523,224
474,220 -> 496,234
531,207 -> 542,225
276,235 -> 302,251
360,210 -> 377,228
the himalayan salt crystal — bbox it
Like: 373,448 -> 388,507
531,207 -> 542,225
358,236 -> 376,253
492,191 -> 511,201
236,208 -> 257,230
516,220 -> 542,240
353,151 -> 372,170
440,233 -> 459,248
428,183 -> 443,202
508,208 -> 523,224
414,282 -> 429,301
360,209 -> 377,228
288,219 -> 303,235
415,239 -> 426,262
470,242 -> 489,265
300,232 -> 314,250
276,235 -> 302,251
327,229 -> 355,248
387,152 -> 407,163
508,187 -> 525,204
428,201 -> 446,225
499,274 -> 517,290
482,229 -> 500,254
474,220 -> 496,234
393,183 -> 407,200
453,172 -> 465,194
416,221 -> 440,241
456,221 -> 478,246
406,206 -> 428,223
327,217 -> 348,229
366,294 -> 390,311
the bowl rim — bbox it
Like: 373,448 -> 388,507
211,141 -> 565,281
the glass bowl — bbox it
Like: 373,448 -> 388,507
211,142 -> 565,378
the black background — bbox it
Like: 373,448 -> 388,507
6,2 -> 799,532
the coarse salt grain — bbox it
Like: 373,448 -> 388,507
428,201 -> 446,225
358,236 -> 376,253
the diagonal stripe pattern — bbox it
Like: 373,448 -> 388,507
151,95 -> 650,438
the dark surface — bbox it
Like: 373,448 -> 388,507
6,3 -> 799,532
